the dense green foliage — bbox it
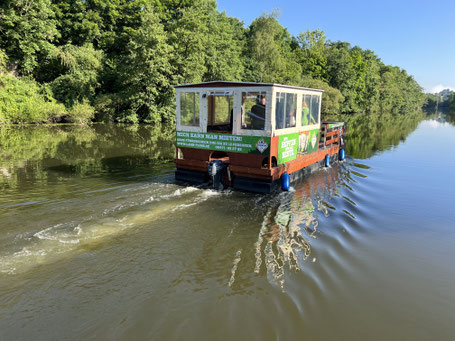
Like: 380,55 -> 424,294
0,1 -> 424,124
0,74 -> 66,123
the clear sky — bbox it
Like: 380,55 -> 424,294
217,0 -> 455,93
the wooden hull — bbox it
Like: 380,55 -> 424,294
175,144 -> 341,194
174,121 -> 345,193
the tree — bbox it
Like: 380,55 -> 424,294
360,49 -> 381,113
0,0 -> 58,75
422,93 -> 438,114
299,76 -> 344,116
0,0 -> 426,123
51,0 -> 102,46
245,12 -> 301,84
0,49 -> 7,73
325,42 -> 359,113
115,9 -> 174,123
446,93 -> 455,124
0,74 -> 66,123
165,1 -> 213,84
49,44 -> 103,107
203,12 -> 245,81
294,29 -> 328,81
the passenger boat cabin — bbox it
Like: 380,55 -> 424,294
174,81 -> 345,193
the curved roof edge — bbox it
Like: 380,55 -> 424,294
173,80 -> 324,92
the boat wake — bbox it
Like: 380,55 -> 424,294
0,183 -> 229,275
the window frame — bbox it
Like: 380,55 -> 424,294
207,91 -> 233,127
309,95 -> 320,126
240,90 -> 267,132
299,92 -> 321,132
274,91 -> 298,131
176,89 -> 204,132
236,87 -> 272,137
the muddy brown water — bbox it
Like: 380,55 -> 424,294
1,115 -> 455,340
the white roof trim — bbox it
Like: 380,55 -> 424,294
174,80 -> 324,92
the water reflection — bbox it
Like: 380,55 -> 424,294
440,107 -> 455,126
5,115 -> 455,340
325,112 -> 424,159
255,163 -> 352,291
0,124 -> 175,208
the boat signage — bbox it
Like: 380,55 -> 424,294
297,129 -> 319,155
327,122 -> 344,129
176,131 -> 270,154
307,129 -> 319,154
278,133 -> 299,164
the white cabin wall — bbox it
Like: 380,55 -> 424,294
176,85 -> 323,136
318,93 -> 322,127
177,86 -> 273,137
200,93 -> 207,133
296,90 -> 301,135
232,89 -> 241,135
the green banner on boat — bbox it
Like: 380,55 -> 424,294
278,133 -> 299,164
306,129 -> 320,154
176,131 -> 270,154
327,122 -> 344,129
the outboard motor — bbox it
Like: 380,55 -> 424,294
208,160 -> 227,190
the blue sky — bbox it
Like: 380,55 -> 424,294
217,0 -> 455,93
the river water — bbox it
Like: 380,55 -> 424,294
1,114 -> 455,340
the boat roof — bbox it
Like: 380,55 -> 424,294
174,81 -> 324,92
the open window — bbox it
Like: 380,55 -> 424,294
207,91 -> 233,132
242,92 -> 266,130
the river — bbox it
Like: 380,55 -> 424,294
1,113 -> 455,340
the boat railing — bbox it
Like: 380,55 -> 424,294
320,121 -> 346,149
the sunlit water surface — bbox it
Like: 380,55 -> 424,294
1,117 -> 455,340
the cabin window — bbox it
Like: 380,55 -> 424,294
180,92 -> 200,126
302,95 -> 311,126
208,93 -> 233,131
310,95 -> 320,125
301,94 -> 319,126
242,92 -> 265,130
275,92 -> 297,129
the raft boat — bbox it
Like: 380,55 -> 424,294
174,81 -> 346,193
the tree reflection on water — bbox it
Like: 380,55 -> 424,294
326,112 -> 424,159
0,124 -> 175,198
